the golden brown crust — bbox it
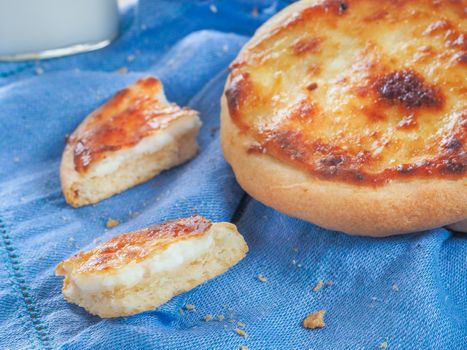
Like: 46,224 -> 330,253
56,215 -> 212,275
224,0 -> 466,186
68,77 -> 198,174
221,95 -> 467,237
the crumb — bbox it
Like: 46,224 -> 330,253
297,263 -> 302,268
93,236 -> 102,244
209,4 -> 218,13
218,314 -> 225,321
303,310 -> 326,329
35,67 -> 44,75
257,274 -> 267,283
179,308 -> 184,315
222,45 -> 229,53
117,66 -> 128,74
327,280 -> 334,286
68,237 -> 75,242
106,218 -> 120,229
392,283 -> 399,292
203,314 -> 213,321
127,54 -> 136,62
13,156 -> 20,163
237,321 -> 245,328
379,340 -> 388,349
240,346 -> 249,350
293,246 -> 299,252
292,259 -> 297,265
313,280 -> 324,292
251,7 -> 259,17
185,304 -> 195,311
235,328 -> 247,337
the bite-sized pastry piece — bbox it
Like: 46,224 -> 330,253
61,77 -> 201,207
221,0 -> 466,236
55,215 -> 248,318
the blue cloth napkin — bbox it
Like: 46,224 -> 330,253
0,1 -> 465,349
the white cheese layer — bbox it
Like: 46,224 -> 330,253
86,115 -> 201,177
70,229 -> 214,293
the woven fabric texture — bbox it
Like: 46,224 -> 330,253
0,1 -> 465,349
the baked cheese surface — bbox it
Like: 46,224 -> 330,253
56,215 -> 212,275
226,0 -> 466,185
69,77 -> 198,174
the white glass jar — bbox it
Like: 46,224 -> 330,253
0,0 -> 120,61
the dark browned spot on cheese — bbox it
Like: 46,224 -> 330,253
453,51 -> 467,64
306,82 -> 318,91
292,37 -> 322,55
375,70 -> 443,109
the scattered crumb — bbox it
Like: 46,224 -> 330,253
292,259 -> 297,265
251,7 -> 259,17
235,328 -> 247,337
222,45 -> 229,53
218,314 -> 225,321
297,263 -> 302,268
106,218 -> 120,229
117,66 -> 128,74
35,67 -> 44,75
237,321 -> 246,328
93,236 -> 102,244
203,314 -> 213,321
379,340 -> 388,349
127,54 -> 136,62
240,346 -> 249,350
303,310 -> 326,329
209,4 -> 218,13
179,308 -> 184,316
257,274 -> 267,283
313,280 -> 324,292
185,303 -> 196,311
327,280 -> 334,286
68,237 -> 75,242
392,283 -> 399,292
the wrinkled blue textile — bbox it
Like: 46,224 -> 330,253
0,1 -> 465,349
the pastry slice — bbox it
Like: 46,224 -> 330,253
55,215 -> 248,318
61,77 -> 201,207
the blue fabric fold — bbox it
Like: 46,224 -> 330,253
0,1 -> 465,349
